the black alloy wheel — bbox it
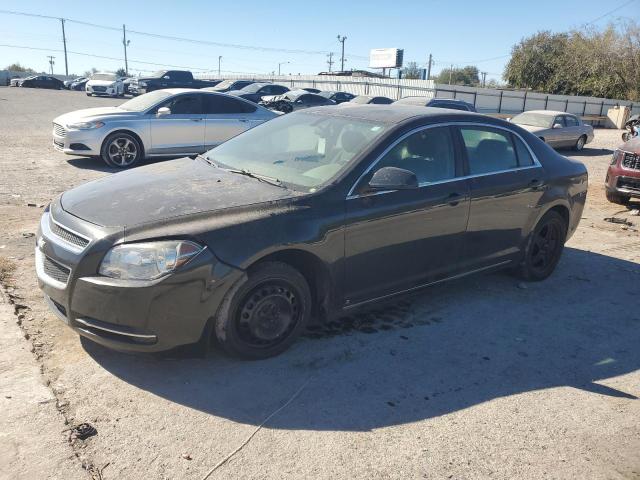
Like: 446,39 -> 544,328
519,211 -> 567,281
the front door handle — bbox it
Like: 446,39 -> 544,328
190,118 -> 204,122
446,192 -> 464,206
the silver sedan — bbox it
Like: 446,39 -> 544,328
52,89 -> 277,168
509,110 -> 594,151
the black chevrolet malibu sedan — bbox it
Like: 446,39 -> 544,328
36,106 -> 587,359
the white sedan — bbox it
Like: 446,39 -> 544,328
52,89 -> 278,168
85,72 -> 125,97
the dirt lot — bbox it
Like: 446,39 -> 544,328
1,87 -> 639,480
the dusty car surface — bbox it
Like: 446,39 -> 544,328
52,88 -> 277,168
395,96 -> 477,112
36,106 -> 587,359
606,136 -> 640,204
350,95 -> 394,105
509,110 -> 594,150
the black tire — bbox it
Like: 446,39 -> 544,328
605,190 -> 630,205
518,210 -> 567,281
100,132 -> 143,168
622,132 -> 631,142
214,261 -> 311,359
86,93 -> 92,96
573,135 -> 587,151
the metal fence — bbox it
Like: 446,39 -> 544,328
199,73 -> 639,125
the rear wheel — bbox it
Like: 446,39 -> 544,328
214,262 -> 311,359
100,132 -> 143,168
606,190 -> 630,205
573,135 -> 586,151
518,211 -> 567,281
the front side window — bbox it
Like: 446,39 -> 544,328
460,127 -> 518,175
553,116 -> 566,127
158,94 -> 202,115
375,127 -> 456,184
205,112 -> 387,191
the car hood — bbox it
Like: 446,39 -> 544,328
60,157 -> 296,228
53,107 -> 138,125
226,90 -> 252,97
87,79 -> 117,87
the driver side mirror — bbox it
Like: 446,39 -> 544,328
553,123 -> 563,129
368,167 -> 418,191
157,107 -> 171,117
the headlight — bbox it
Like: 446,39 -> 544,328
99,241 -> 204,280
611,150 -> 621,166
66,120 -> 105,130
138,81 -> 147,87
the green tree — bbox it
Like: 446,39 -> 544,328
402,61 -> 422,79
436,65 -> 480,86
5,63 -> 35,73
115,68 -> 127,77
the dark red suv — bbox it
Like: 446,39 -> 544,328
606,137 -> 640,205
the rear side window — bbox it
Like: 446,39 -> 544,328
564,115 -> 579,127
203,94 -> 256,114
460,127 -> 518,175
513,135 -> 535,166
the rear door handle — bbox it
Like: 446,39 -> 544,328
190,118 -> 204,122
446,192 -> 464,206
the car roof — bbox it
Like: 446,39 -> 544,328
521,110 -> 574,116
303,104 -> 486,124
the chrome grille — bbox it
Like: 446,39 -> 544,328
622,152 -> 640,170
43,256 -> 71,284
50,220 -> 90,249
53,123 -> 66,137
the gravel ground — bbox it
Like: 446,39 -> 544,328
1,87 -> 639,480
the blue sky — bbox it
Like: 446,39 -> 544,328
0,0 -> 637,80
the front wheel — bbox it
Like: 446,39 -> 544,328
214,262 -> 311,359
518,211 -> 567,281
86,93 -> 92,96
100,132 -> 143,168
606,190 -> 630,205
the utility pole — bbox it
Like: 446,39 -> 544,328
218,56 -> 222,77
278,61 -> 289,75
60,18 -> 68,76
337,35 -> 347,72
426,53 -> 433,80
47,56 -> 55,74
449,64 -> 453,84
481,71 -> 487,88
326,52 -> 334,72
122,24 -> 130,76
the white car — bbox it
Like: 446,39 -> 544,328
85,72 -> 125,97
52,89 -> 278,168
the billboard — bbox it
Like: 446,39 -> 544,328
369,48 -> 404,69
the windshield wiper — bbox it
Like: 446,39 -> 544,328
196,154 -> 219,168
225,168 -> 286,189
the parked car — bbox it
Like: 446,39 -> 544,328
20,75 -> 64,90
85,73 -> 125,97
260,89 -> 335,113
37,105 -> 587,358
605,136 -> 640,205
52,88 -> 277,168
64,77 -> 86,89
395,96 -> 477,112
204,79 -> 255,93
350,95 -> 394,105
509,110 -> 593,151
122,77 -> 134,95
227,83 -> 290,103
317,90 -> 356,104
128,70 -> 219,95
9,76 -> 26,87
68,78 -> 89,91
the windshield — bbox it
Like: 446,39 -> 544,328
511,112 -> 553,128
205,112 -> 388,191
119,90 -> 172,111
240,83 -> 267,93
91,73 -> 117,81
150,70 -> 167,78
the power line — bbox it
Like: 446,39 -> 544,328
582,0 -> 637,26
0,8 -> 367,59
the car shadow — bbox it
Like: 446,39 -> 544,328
82,247 -> 640,431
66,156 -> 170,172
